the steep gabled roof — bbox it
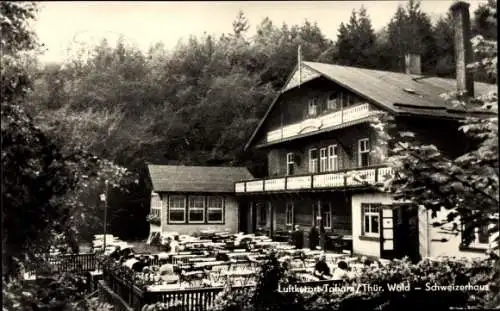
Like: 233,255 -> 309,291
147,165 -> 253,193
244,61 -> 496,150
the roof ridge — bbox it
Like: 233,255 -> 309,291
148,164 -> 248,169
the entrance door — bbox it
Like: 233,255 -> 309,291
250,201 -> 257,233
379,204 -> 395,259
396,204 -> 421,262
238,201 -> 249,234
380,204 -> 421,262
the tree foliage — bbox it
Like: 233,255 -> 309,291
385,0 -> 436,73
13,0 -> 498,243
369,30 -> 498,250
1,1 -> 134,280
332,6 -> 379,69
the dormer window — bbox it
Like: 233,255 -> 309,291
327,92 -> 339,110
309,148 -> 318,173
308,97 -> 318,116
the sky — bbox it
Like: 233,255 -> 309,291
33,1 -> 487,63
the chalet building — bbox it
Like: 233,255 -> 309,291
147,165 -> 253,239
234,1 -> 497,260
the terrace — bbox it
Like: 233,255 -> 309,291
235,166 -> 394,194
264,103 -> 379,145
98,231 -> 371,311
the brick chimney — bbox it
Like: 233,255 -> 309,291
450,0 -> 474,98
405,53 -> 421,75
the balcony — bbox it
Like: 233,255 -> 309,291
235,166 -> 394,194
266,103 -> 378,144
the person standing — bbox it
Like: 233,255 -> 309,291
169,236 -> 180,254
309,225 -> 319,250
292,225 -> 304,249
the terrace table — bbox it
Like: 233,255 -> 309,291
188,257 -> 217,263
171,254 -> 201,264
147,283 -> 184,292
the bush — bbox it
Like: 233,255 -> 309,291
2,272 -> 112,311
146,214 -> 161,226
305,257 -> 496,311
213,251 -> 303,311
212,254 -> 497,311
141,300 -> 183,311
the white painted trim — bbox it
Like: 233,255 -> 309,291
358,138 -> 370,167
169,195 -> 186,224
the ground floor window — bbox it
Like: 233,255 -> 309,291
322,202 -> 332,229
168,195 -> 225,224
362,203 -> 381,236
151,193 -> 162,218
463,221 -> 490,245
207,196 -> 224,223
169,195 -> 186,223
286,202 -> 294,226
188,196 -> 205,223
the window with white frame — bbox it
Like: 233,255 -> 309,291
169,195 -> 186,223
309,148 -> 318,173
319,148 -> 327,172
188,196 -> 205,223
327,144 -> 339,171
285,202 -> 294,226
362,204 -> 381,236
321,201 -> 332,229
327,92 -> 339,110
151,193 -> 161,218
286,153 -> 295,176
207,196 -> 224,223
308,98 -> 318,116
358,138 -> 370,167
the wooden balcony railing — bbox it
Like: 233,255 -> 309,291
234,166 -> 394,194
266,103 -> 377,143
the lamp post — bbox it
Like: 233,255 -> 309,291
99,181 -> 109,254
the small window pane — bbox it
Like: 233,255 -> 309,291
208,211 -> 223,222
169,210 -> 185,222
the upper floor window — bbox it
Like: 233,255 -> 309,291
341,92 -> 357,107
327,92 -> 339,110
286,153 -> 295,176
358,138 -> 370,167
308,97 -> 318,116
327,144 -> 339,171
319,148 -> 328,172
309,148 -> 318,173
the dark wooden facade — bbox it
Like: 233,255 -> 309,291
237,69 -> 490,258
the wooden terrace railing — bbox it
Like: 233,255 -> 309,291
103,263 -> 344,311
235,165 -> 394,194
266,103 -> 378,143
25,253 -> 101,277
